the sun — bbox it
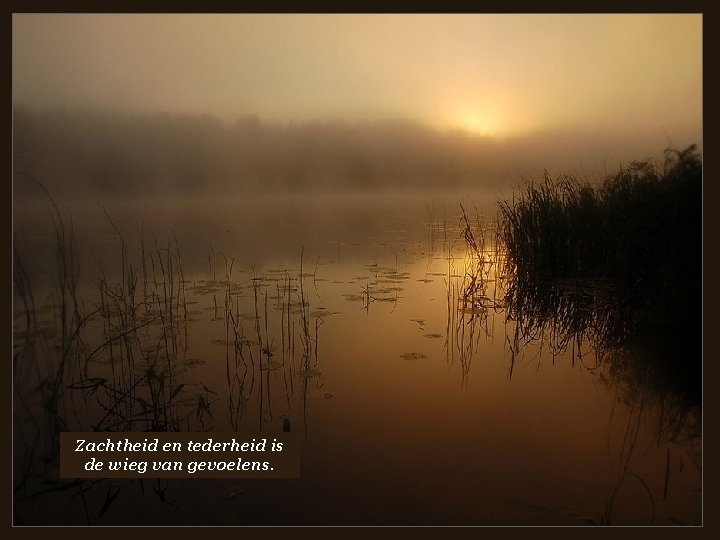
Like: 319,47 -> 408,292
456,110 -> 498,136
434,97 -> 507,136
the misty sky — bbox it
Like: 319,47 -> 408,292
13,13 -> 701,139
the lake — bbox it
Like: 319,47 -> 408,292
12,190 -> 701,525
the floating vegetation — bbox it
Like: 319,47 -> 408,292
13,182 -> 342,521
460,306 -> 488,316
190,287 -> 223,295
374,287 -> 403,294
400,352 -> 427,361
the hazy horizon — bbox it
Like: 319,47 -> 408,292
13,13 -> 703,195
12,106 -> 700,201
13,14 -> 702,141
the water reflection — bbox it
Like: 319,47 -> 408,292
442,205 -> 504,388
13,192 -> 701,525
495,215 -> 701,524
502,261 -> 701,437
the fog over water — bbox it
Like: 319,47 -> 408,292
13,14 -> 700,137
12,14 -> 702,527
13,14 -> 701,200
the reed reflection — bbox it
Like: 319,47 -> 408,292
443,204 -> 504,388
499,146 -> 702,438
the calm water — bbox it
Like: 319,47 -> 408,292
12,191 -> 701,525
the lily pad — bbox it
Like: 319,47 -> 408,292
461,306 -> 488,315
400,352 -> 426,361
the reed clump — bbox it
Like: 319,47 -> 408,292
501,145 -> 700,294
499,145 -> 701,406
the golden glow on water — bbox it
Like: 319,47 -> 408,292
12,194 -> 701,525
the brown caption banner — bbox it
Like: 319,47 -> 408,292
60,432 -> 300,479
